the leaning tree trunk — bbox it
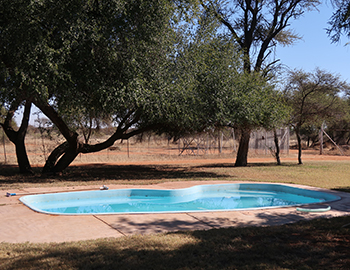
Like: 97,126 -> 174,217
42,141 -> 69,173
45,123 -> 156,173
51,147 -> 79,173
35,99 -> 157,173
42,141 -> 80,174
234,128 -> 251,167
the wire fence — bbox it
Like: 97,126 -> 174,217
0,128 -> 290,165
249,128 -> 290,155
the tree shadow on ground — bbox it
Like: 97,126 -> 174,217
192,161 -> 298,169
100,210 -> 311,236
333,187 -> 350,193
0,164 -> 232,185
103,206 -> 344,236
3,215 -> 350,270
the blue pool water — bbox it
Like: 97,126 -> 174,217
19,183 -> 340,215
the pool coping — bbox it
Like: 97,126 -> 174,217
1,181 -> 350,243
18,183 -> 342,215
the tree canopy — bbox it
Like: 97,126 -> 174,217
2,0 -> 345,173
0,0 -> 199,173
191,0 -> 316,166
172,11 -> 289,165
328,0 -> 350,43
283,68 -> 350,164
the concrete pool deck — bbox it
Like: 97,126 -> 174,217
1,181 -> 350,243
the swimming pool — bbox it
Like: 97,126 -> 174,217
19,183 -> 340,215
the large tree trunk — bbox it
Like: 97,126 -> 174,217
52,147 -> 79,173
1,100 -> 34,174
46,124 -> 156,173
17,100 -> 33,174
15,138 -> 33,174
1,127 -> 33,174
42,141 -> 69,173
34,100 -> 81,174
235,128 -> 251,167
41,139 -> 80,174
35,98 -> 159,173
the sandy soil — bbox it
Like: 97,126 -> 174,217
64,149 -> 350,169
1,134 -> 350,168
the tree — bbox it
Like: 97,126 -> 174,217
0,100 -> 33,174
198,0 -> 320,166
226,73 -> 288,165
323,96 -> 350,145
328,0 -> 350,43
169,9 -> 289,165
283,68 -> 350,164
1,0 -> 196,173
173,15 -> 289,165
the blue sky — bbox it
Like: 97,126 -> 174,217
275,2 -> 350,83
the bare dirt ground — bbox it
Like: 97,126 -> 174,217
69,150 -> 350,168
1,133 -> 350,169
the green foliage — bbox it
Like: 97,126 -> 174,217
0,104 -> 5,120
283,68 -> 350,130
0,0 -> 63,100
0,104 -> 18,130
0,0 -> 192,135
224,73 -> 289,131
1,0 -> 198,172
283,68 -> 350,163
176,36 -> 241,131
323,97 -> 350,144
194,0 -> 314,166
166,15 -> 289,142
0,0 -> 293,170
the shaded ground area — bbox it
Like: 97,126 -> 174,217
1,215 -> 350,269
1,149 -> 349,179
0,164 -> 231,186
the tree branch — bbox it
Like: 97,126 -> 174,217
18,99 -> 32,138
200,0 -> 243,47
34,97 -> 78,146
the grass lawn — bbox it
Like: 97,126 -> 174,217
1,159 -> 350,269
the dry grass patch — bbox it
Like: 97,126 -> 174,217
1,216 -> 350,269
1,160 -> 350,191
191,161 -> 350,189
